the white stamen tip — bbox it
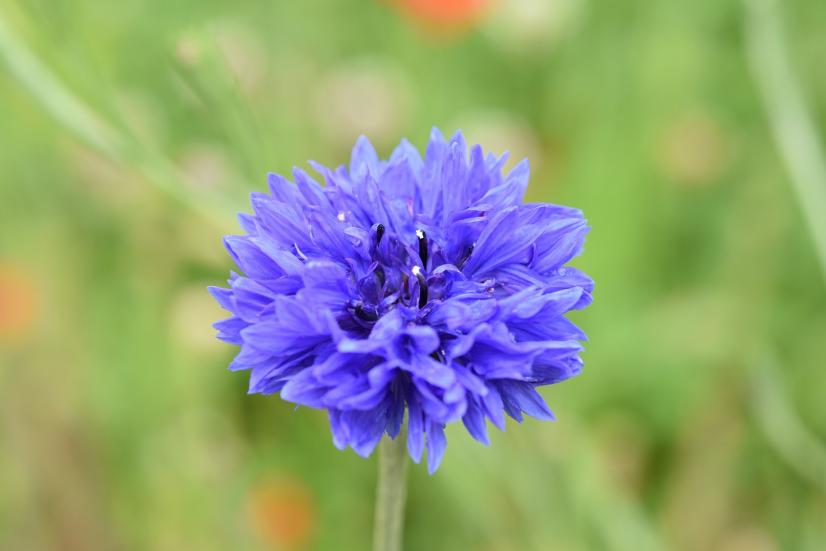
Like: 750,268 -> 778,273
337,212 -> 346,222
412,265 -> 422,276
415,229 -> 425,239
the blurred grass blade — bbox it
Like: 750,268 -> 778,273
751,351 -> 826,493
0,15 -> 123,158
744,0 -> 826,283
0,13 -> 236,229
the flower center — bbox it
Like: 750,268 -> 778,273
347,225 -> 433,328
416,228 -> 428,268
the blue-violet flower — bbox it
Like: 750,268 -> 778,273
210,129 -> 593,473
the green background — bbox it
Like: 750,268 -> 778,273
2,0 -> 826,549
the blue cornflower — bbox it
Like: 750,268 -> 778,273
210,129 -> 593,473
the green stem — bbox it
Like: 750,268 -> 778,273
372,434 -> 408,551
743,0 -> 826,284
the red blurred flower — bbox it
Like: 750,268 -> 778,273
0,263 -> 36,341
388,0 -> 492,32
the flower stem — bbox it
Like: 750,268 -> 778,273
743,0 -> 826,284
372,433 -> 408,551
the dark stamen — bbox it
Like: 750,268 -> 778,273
430,348 -> 446,363
416,229 -> 428,268
375,265 -> 386,288
354,304 -> 378,322
376,223 -> 385,244
458,244 -> 474,269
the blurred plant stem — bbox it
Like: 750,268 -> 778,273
0,11 -> 237,230
372,434 -> 408,551
744,0 -> 826,496
751,351 -> 826,493
744,0 -> 826,284
0,14 -> 122,158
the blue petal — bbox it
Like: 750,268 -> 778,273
426,421 -> 447,474
497,380 -> 556,422
230,277 -> 276,321
462,398 -> 490,445
412,381 -> 453,422
250,194 -> 310,249
532,220 -> 590,273
498,287 -> 584,321
350,135 -> 380,180
478,158 -> 529,209
420,127 -> 448,217
439,132 -> 469,221
464,144 -> 491,205
336,368 -> 395,411
241,320 -> 328,356
293,167 -> 329,210
251,238 -> 305,276
386,388 -> 405,439
462,207 -> 545,277
482,384 -> 506,431
213,316 -> 247,345
208,286 -> 234,311
342,405 -> 389,457
388,138 -> 424,175
403,325 -> 440,355
532,356 -> 584,385
280,368 -> 326,407
406,394 -> 425,463
329,410 -> 348,450
406,355 -> 456,389
224,236 -> 283,279
267,172 -> 302,204
229,344 -> 272,371
379,154 -> 419,204
237,213 -> 258,235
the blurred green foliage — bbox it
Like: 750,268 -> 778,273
2,0 -> 826,549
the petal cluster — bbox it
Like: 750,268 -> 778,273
211,129 -> 593,472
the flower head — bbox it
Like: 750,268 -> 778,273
389,0 -> 491,31
210,129 -> 593,473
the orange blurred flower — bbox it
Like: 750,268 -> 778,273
247,477 -> 315,550
387,0 -> 492,32
0,263 -> 37,340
